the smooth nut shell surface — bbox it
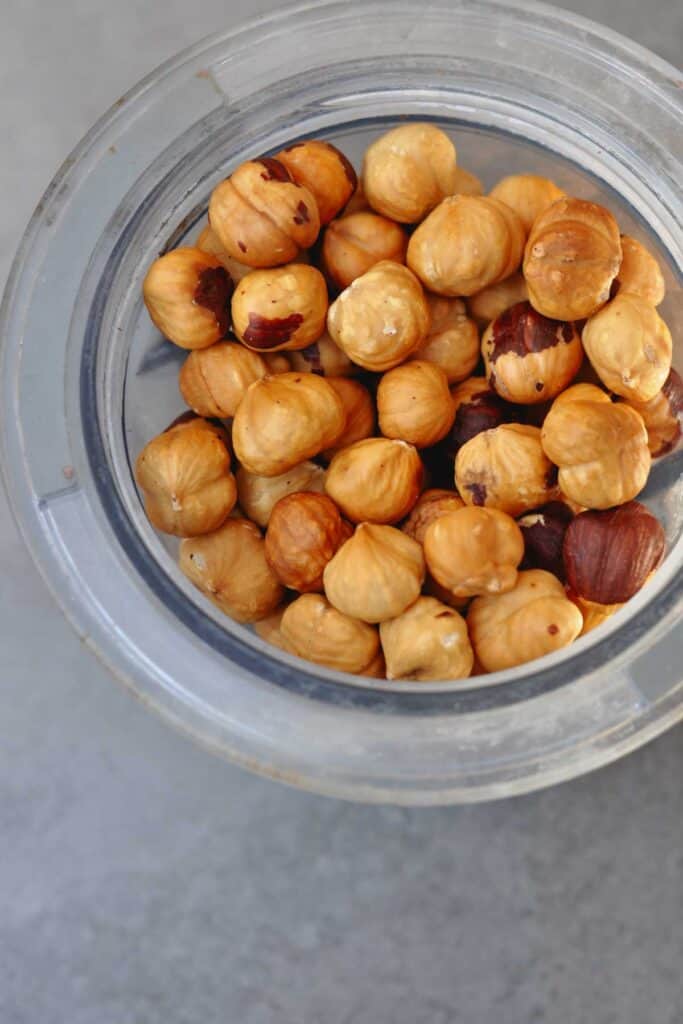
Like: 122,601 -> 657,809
378,361 -> 455,448
179,341 -> 267,418
412,295 -> 480,384
280,594 -> 380,674
624,369 -> 683,456
325,438 -> 423,523
265,492 -> 351,592
143,247 -> 233,350
276,140 -> 357,225
615,236 -> 665,306
455,423 -> 557,516
322,211 -> 408,290
236,460 -> 326,527
232,265 -> 328,352
380,597 -> 473,681
362,123 -> 458,223
424,506 -> 524,598
401,489 -> 465,544
489,174 -> 565,233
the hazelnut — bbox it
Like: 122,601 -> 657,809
178,341 -> 267,418
208,157 -> 320,267
325,437 -> 423,523
489,174 -> 565,234
362,123 -> 458,223
482,301 -> 583,404
323,523 -> 425,623
563,501 -> 665,605
573,596 -> 623,636
322,377 -> 376,457
541,383 -> 651,508
452,166 -> 484,197
236,460 -> 326,527
232,372 -> 346,476
342,180 -> 369,216
467,272 -> 528,329
412,295 -> 480,384
196,224 -> 253,284
280,594 -> 380,674
615,235 -> 665,306
179,517 -> 283,623
327,261 -> 430,371
135,418 -> 236,536
424,506 -> 524,598
380,597 -> 473,681
624,368 -> 683,456
288,331 -> 357,378
445,378 -> 513,455
231,264 -> 328,352
401,489 -> 465,544
407,195 -> 525,297
363,650 -> 387,678
467,569 -> 583,672
378,360 -> 455,448
322,211 -> 408,290
276,139 -> 357,225
143,247 -> 233,350
581,292 -> 672,402
455,423 -> 557,516
523,197 -> 622,320
517,501 -> 574,581
261,351 -> 292,375
264,492 -> 352,592
254,606 -> 289,651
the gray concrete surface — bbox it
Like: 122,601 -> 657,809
1,3 -> 682,1022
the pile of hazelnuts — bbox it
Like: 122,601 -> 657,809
136,123 -> 680,681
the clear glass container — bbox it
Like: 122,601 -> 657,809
1,0 -> 681,804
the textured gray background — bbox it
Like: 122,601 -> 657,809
1,2 -> 682,1023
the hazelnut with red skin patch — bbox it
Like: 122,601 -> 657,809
232,264 -> 328,352
518,501 -> 574,581
277,140 -> 357,225
143,247 -> 234,350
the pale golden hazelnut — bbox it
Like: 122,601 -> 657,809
276,140 -> 357,225
452,166 -> 484,197
322,211 -> 408,290
143,247 -> 233,350
325,438 -> 424,523
323,523 -> 425,623
135,418 -> 236,537
455,423 -> 557,516
196,224 -> 253,283
401,489 -> 465,544
482,301 -> 583,404
411,295 -> 480,384
280,594 -> 380,674
342,180 -> 369,216
233,372 -> 345,476
581,292 -> 672,402
327,261 -> 430,371
264,492 -> 352,592
573,596 -> 623,636
489,174 -> 565,233
623,368 -> 683,456
178,341 -> 267,418
231,265 -> 328,352
261,351 -> 292,375
236,460 -> 326,527
468,569 -> 583,672
523,197 -> 622,320
208,157 -> 320,267
379,597 -> 473,681
424,506 -> 524,598
254,606 -> 289,651
179,517 -> 283,623
322,377 -> 376,458
422,574 -> 470,612
541,383 -> 651,509
467,272 -> 529,328
407,195 -> 525,296
289,331 -> 357,377
448,378 -> 512,453
377,360 -> 455,448
362,123 -> 458,223
615,236 -> 665,306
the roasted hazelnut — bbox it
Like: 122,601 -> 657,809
411,295 -> 480,384
377,360 -> 455,448
422,574 -> 470,612
615,235 -> 665,306
401,489 -> 465,544
325,437 -> 423,523
541,383 -> 651,509
362,123 -> 458,223
179,517 -> 283,623
523,197 -> 622,320
143,247 -> 233,350
379,597 -> 473,681
581,292 -> 672,402
468,569 -> 583,672
265,492 -> 352,592
573,596 -> 623,636
135,418 -> 236,536
178,341 -> 267,418
482,301 -> 583,404
424,506 -> 524,598
236,460 -> 326,527
517,501 -> 573,581
455,423 -> 557,516
563,501 -> 665,605
289,331 -> 357,377
445,378 -> 513,455
489,174 -> 565,234
467,272 -> 529,329
280,594 -> 380,674
452,166 -> 483,197
323,523 -> 425,623
363,649 -> 387,678
624,368 -> 683,456
231,265 -> 328,352
208,157 -> 320,267
196,224 -> 253,284
261,351 -> 292,375
327,261 -> 430,371
254,606 -> 289,651
322,377 -> 376,457
342,180 -> 370,216
407,195 -> 525,297
322,210 -> 408,291
276,140 -> 357,225
232,372 -> 346,476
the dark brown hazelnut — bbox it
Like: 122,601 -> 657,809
445,378 -> 513,457
518,501 -> 574,581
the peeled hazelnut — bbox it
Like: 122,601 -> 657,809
143,247 -> 233,350
327,261 -> 430,371
615,236 -> 665,306
265,492 -> 352,592
322,377 -> 376,457
289,331 -> 357,377
489,174 -> 565,234
179,341 -> 267,418
407,195 -> 525,297
179,517 -> 283,623
378,361 -> 455,448
362,123 -> 458,223
280,594 -> 379,674
276,140 -> 357,225
424,506 -> 524,598
518,501 -> 573,581
541,383 -> 651,509
573,596 -> 623,636
624,368 -> 683,456
232,265 -> 328,352
401,489 -> 465,544
455,423 -> 557,516
363,649 -> 387,678
483,301 -> 583,404
523,198 -> 622,320
135,418 -> 236,537
261,351 -> 291,375
208,157 -> 320,268
468,569 -> 583,672
342,180 -> 369,216
422,574 -> 470,612
581,292 -> 672,402
236,460 -> 326,527
445,378 -> 513,455
380,597 -> 473,681
563,501 -> 665,605
412,295 -> 480,384
323,523 -> 425,623
196,224 -> 253,284
254,606 -> 289,651
452,166 -> 484,197
322,211 -> 408,291
467,272 -> 529,329
325,437 -> 423,523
